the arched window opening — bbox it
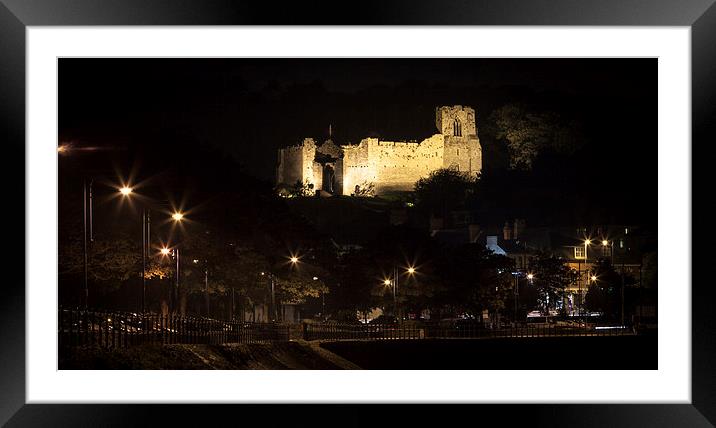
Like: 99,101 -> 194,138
453,119 -> 462,137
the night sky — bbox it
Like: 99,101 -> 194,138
58,58 -> 656,226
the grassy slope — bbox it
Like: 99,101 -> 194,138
59,342 -> 352,370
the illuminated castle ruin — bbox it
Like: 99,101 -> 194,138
276,106 -> 482,196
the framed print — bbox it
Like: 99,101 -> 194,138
1,0 -> 712,426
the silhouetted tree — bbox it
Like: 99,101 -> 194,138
414,168 -> 477,223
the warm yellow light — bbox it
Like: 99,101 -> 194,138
313,276 -> 319,281
527,273 -> 534,280
602,240 -> 609,246
290,256 -> 299,263
591,275 -> 597,281
119,186 -> 133,196
172,212 -> 184,221
160,247 -> 171,256
407,267 -> 416,274
193,259 -> 199,264
584,239 -> 591,245
384,279 -> 391,285
57,145 -> 67,153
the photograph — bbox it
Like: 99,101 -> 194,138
57,57 -> 657,370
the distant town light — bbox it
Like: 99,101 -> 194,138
172,212 -> 184,221
193,259 -> 199,264
527,273 -> 534,280
384,279 -> 391,286
119,186 -> 133,196
313,276 -> 319,281
591,275 -> 597,281
290,256 -> 299,264
584,239 -> 591,245
407,267 -> 416,274
602,240 -> 609,246
160,247 -> 171,256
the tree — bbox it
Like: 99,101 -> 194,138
288,180 -> 314,197
332,248 -> 382,321
433,243 -> 514,320
585,284 -> 607,314
641,251 -> 657,289
530,253 -> 579,316
59,232 -> 141,287
274,273 -> 328,305
414,168 -> 477,224
351,181 -> 375,197
475,253 -> 516,325
489,104 -> 584,171
587,259 -> 625,321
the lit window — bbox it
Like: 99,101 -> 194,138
619,240 -> 624,249
574,247 -> 585,259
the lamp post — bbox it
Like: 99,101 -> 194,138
602,239 -> 623,326
159,246 -> 173,313
582,239 -> 592,326
512,271 -> 523,325
384,265 -> 415,320
119,186 -> 150,313
312,276 -> 324,320
261,271 -> 277,322
82,179 -> 90,309
120,185 -> 187,314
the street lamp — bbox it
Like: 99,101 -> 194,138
261,271 -> 277,322
383,265 -> 416,320
119,186 -> 133,196
118,186 -> 151,313
581,239 -> 593,324
602,238 -> 623,325
122,188 -> 187,314
313,276 -> 325,320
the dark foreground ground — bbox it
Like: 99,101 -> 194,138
59,341 -> 356,370
60,335 -> 656,370
321,335 -> 658,370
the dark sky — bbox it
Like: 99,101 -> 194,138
59,58 -> 656,183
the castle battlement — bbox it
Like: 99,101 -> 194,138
277,106 -> 482,196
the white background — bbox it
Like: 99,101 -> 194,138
27,27 -> 690,403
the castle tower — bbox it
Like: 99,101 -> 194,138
435,105 -> 477,138
436,105 -> 482,175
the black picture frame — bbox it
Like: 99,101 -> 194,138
1,1 -> 710,426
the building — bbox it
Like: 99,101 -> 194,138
276,106 -> 483,196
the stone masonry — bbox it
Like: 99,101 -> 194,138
276,106 -> 482,196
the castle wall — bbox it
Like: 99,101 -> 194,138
442,135 -> 482,174
341,135 -> 445,195
341,139 -> 375,195
277,144 -> 305,187
301,138 -> 317,187
278,105 -> 483,196
276,138 -> 316,189
312,161 -> 323,191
